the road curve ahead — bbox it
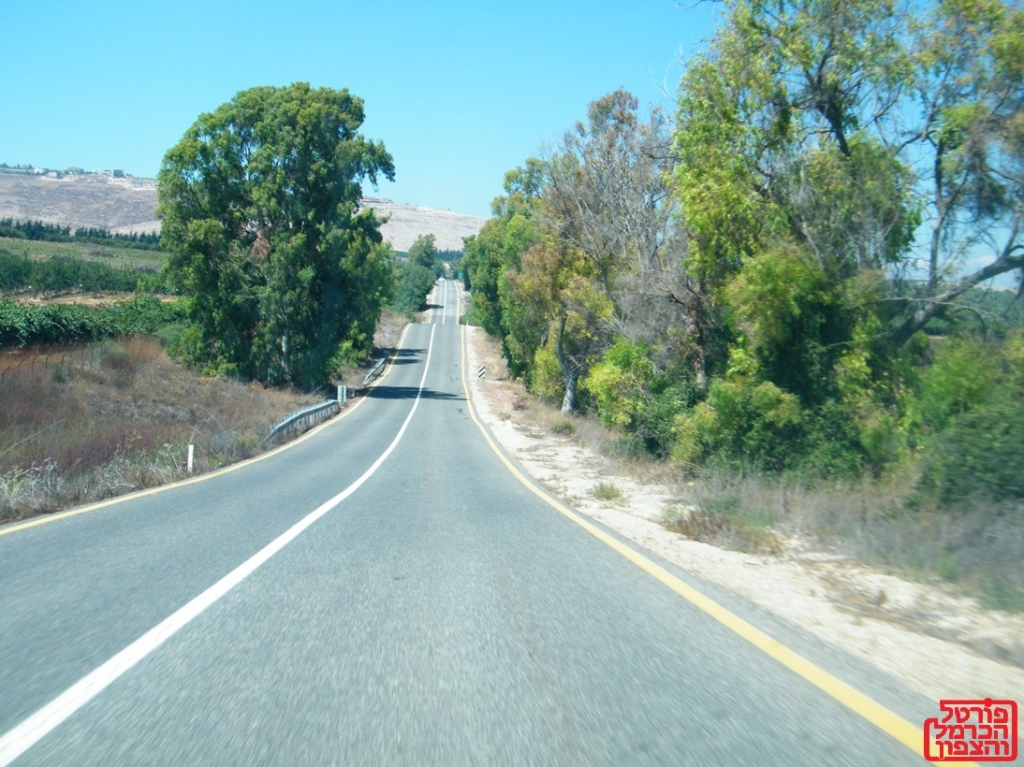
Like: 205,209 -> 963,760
0,280 -> 936,765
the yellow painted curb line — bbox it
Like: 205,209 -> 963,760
459,325 -> 952,765
0,324 -> 414,538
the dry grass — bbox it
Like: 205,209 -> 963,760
661,468 -> 1024,611
0,336 -> 321,523
592,482 -> 624,502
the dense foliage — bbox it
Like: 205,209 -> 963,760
465,0 -> 1024,498
386,234 -> 443,317
388,263 -> 437,318
158,83 -> 394,388
408,234 -> 443,278
0,296 -> 184,348
0,219 -> 162,250
0,250 -> 167,294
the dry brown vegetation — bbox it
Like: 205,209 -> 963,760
0,336 -> 321,523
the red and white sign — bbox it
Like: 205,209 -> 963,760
924,698 -> 1018,762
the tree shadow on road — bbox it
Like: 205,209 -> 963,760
379,347 -> 424,366
368,385 -> 462,400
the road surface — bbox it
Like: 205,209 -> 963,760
0,279 -> 938,765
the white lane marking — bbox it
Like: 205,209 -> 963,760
0,325 -> 438,766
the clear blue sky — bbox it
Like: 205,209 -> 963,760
0,0 -> 720,218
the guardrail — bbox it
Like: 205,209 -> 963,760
362,357 -> 386,386
265,356 -> 386,442
266,400 -> 340,442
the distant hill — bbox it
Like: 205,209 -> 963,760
0,172 -> 160,234
0,171 -> 485,252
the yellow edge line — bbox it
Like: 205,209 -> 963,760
459,324 -> 952,764
0,324 -> 414,538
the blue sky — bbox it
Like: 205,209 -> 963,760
0,0 -> 720,218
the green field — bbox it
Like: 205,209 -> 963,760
0,236 -> 166,273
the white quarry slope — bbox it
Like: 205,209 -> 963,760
362,198 -> 486,252
0,173 -> 485,251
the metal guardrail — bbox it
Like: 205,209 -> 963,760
362,357 -> 386,386
266,400 -> 340,442
266,355 -> 386,442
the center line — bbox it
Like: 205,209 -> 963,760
0,324 -> 438,766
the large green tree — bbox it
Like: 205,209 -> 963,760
671,0 -> 1024,468
408,233 -> 441,277
157,83 -> 395,387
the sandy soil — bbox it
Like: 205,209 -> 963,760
461,316 -> 1024,706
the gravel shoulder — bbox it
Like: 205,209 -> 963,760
462,318 -> 1024,705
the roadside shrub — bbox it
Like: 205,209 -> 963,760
528,341 -> 564,403
917,400 -> 1024,504
666,479 -> 784,555
388,262 -> 435,318
686,377 -> 803,471
0,251 -> 162,294
582,338 -> 654,428
633,380 -> 698,458
918,337 -> 1001,432
593,482 -> 623,501
152,322 -> 185,347
798,400 -> 864,478
0,296 -> 184,349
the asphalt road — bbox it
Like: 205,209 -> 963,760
0,279 -> 938,765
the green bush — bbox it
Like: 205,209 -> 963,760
918,337 -> 1001,431
593,482 -> 623,501
582,338 -> 654,428
633,380 -> 699,458
388,262 -> 436,318
0,251 -> 165,294
0,296 -> 184,349
689,377 -> 804,471
917,400 -> 1024,503
528,341 -> 564,404
798,400 -> 864,477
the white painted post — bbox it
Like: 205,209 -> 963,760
187,444 -> 194,474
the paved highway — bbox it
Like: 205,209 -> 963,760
0,279 -> 938,765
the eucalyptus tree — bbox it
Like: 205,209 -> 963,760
510,91 -> 696,411
675,0 -> 1023,355
158,83 -> 395,387
669,0 -> 1024,471
894,0 -> 1024,342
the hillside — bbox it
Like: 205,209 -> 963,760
0,172 -> 485,252
0,173 -> 159,234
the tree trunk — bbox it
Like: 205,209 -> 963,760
561,368 -> 579,413
692,282 -> 709,390
554,313 -> 578,413
281,332 -> 290,380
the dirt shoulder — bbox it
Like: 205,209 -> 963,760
462,320 -> 1024,705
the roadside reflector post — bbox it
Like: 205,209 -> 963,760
187,444 -> 194,474
337,384 -> 347,403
